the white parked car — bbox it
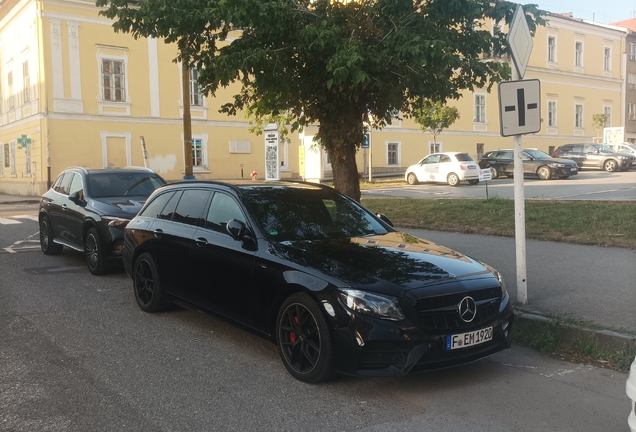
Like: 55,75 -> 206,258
605,143 -> 636,169
405,152 -> 480,187
628,355 -> 636,432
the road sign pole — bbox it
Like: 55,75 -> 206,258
512,67 -> 528,305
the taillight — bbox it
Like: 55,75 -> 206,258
552,152 -> 557,157
460,164 -> 466,170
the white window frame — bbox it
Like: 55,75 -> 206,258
100,131 -> 132,168
385,141 -> 401,166
603,106 -> 612,127
629,74 -> 636,91
22,61 -> 30,104
575,103 -> 584,129
96,46 -> 131,115
25,143 -> 31,175
101,58 -> 126,102
0,142 -> 3,176
189,68 -> 204,106
178,62 -> 208,119
629,104 -> 636,121
604,47 -> 611,72
182,132 -> 209,172
547,101 -> 557,127
7,70 -> 14,111
429,141 -> 442,154
547,36 -> 557,63
575,41 -> 583,67
492,24 -> 503,59
10,141 -> 16,176
474,94 -> 486,124
630,43 -> 636,61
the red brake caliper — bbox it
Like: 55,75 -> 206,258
289,316 -> 300,342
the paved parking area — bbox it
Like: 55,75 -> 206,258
362,170 -> 636,200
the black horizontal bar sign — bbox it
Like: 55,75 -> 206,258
517,88 -> 525,127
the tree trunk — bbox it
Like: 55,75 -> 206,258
330,137 -> 361,202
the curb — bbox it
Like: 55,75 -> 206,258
514,308 -> 636,352
0,200 -> 41,205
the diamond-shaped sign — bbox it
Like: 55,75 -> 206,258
507,5 -> 533,78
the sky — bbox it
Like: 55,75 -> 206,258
532,0 -> 636,24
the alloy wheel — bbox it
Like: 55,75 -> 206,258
278,303 -> 321,375
85,232 -> 99,270
134,259 -> 154,307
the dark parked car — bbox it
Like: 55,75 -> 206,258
122,180 -> 514,383
604,143 -> 636,169
478,149 -> 578,180
39,167 -> 166,275
552,144 -> 634,172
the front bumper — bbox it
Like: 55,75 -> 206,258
328,292 -> 514,377
551,166 -> 578,177
627,356 -> 636,432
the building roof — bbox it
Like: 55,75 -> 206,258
611,18 -> 636,32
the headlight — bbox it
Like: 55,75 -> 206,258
102,216 -> 131,228
548,163 -> 564,168
337,289 -> 405,321
492,269 -> 508,299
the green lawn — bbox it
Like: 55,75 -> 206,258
361,197 -> 636,250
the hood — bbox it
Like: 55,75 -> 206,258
91,197 -> 146,218
269,232 -> 494,295
551,158 -> 577,166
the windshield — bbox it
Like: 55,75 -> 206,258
524,149 -> 551,159
88,172 -> 165,198
241,187 -> 390,241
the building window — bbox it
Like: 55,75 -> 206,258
575,104 -> 583,128
575,42 -> 583,66
10,142 -> 16,176
22,61 -> 30,103
548,36 -> 556,62
604,48 -> 611,71
7,71 -> 14,111
630,43 -> 636,61
476,143 -> 484,160
25,143 -> 31,175
429,142 -> 442,153
492,25 -> 503,59
630,104 -> 636,121
387,142 -> 399,165
189,68 -> 203,106
604,107 -> 611,127
102,59 -> 126,102
192,139 -> 203,168
0,144 -> 3,176
3,143 -> 8,168
630,74 -> 636,91
548,101 -> 557,127
474,95 -> 486,123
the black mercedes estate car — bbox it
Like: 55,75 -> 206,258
122,180 -> 513,382
39,167 -> 166,275
478,149 -> 578,180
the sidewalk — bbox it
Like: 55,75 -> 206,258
0,192 -> 41,205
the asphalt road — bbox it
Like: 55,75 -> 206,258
0,217 -> 631,431
362,170 -> 636,200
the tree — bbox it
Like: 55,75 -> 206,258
592,114 -> 609,137
412,100 -> 460,151
97,0 -> 545,201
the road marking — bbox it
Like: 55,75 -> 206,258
0,218 -> 22,225
13,215 -> 39,221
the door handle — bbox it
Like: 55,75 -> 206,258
195,237 -> 208,247
153,229 -> 163,238
62,204 -> 68,210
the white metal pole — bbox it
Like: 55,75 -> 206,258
512,67 -> 528,305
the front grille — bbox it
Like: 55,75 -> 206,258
415,287 -> 501,331
357,342 -> 409,371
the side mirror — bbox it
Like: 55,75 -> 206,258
226,219 -> 247,239
376,213 -> 394,228
68,191 -> 84,204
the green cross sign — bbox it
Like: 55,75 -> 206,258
18,134 -> 31,149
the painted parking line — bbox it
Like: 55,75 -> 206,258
0,217 -> 22,225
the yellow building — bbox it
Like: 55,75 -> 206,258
0,3 -> 627,195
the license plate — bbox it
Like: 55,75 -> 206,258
445,326 -> 493,350
468,165 -> 477,169
570,168 -> 577,172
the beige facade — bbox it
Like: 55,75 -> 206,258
0,3 -> 629,196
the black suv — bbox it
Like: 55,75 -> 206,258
478,149 -> 578,180
39,167 -> 166,275
552,144 -> 634,172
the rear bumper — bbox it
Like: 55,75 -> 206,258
627,357 -> 636,432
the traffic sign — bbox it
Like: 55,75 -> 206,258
507,5 -> 533,79
498,79 -> 541,137
479,168 -> 492,181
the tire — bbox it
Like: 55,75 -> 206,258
276,292 -> 335,383
558,176 -> 570,179
133,252 -> 168,313
447,173 -> 460,187
536,166 -> 551,180
489,167 -> 499,179
406,172 -> 418,185
39,216 -> 63,255
604,159 -> 618,172
85,227 -> 111,275
468,179 -> 479,185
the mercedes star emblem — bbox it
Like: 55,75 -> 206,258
458,296 -> 477,323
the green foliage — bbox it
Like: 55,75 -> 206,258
96,0 -> 546,200
592,114 -> 608,135
412,100 -> 460,144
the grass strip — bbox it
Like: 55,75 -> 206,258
362,198 -> 636,250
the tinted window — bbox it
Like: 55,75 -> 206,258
159,191 -> 182,220
439,155 -> 452,163
87,172 -> 165,198
52,173 -> 67,193
55,172 -> 73,195
243,187 -> 388,242
205,192 -> 246,233
559,145 -> 573,152
140,191 -> 175,218
524,149 -> 551,159
455,153 -> 474,162
424,154 -> 440,164
501,151 -> 513,159
173,189 -> 211,226
68,173 -> 84,198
